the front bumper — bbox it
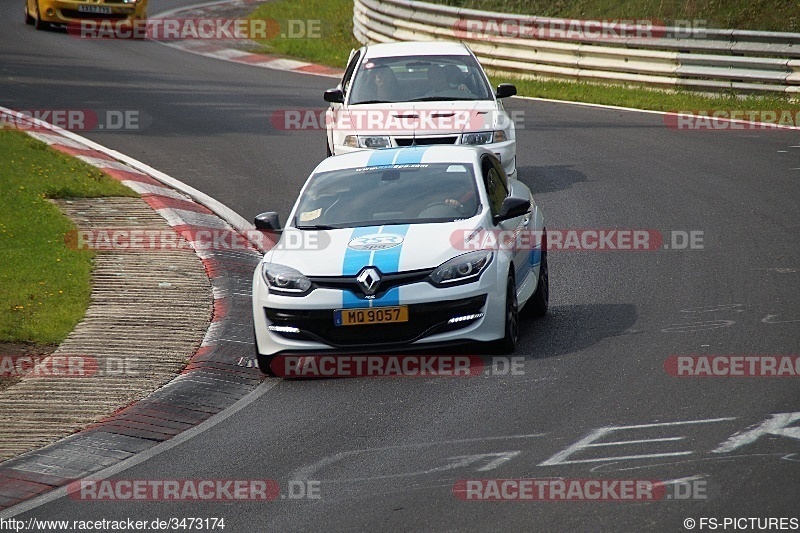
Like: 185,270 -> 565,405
40,0 -> 145,23
252,267 -> 508,356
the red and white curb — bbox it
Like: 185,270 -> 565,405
0,106 -> 270,512
149,0 -> 344,79
23,114 -> 272,369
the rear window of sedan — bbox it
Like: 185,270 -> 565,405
294,163 -> 480,229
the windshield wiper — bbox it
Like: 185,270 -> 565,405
296,224 -> 340,230
407,96 -> 471,102
352,99 -> 393,104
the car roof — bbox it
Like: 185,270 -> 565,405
362,41 -> 472,59
313,146 -> 490,174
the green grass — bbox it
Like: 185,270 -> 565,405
428,0 -> 800,33
249,0 -> 360,67
246,0 -> 799,113
0,129 -> 136,344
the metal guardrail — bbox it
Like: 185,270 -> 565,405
353,0 -> 800,94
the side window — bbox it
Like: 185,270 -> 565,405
341,50 -> 362,95
482,158 -> 508,216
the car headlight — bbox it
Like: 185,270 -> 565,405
429,251 -> 493,286
461,131 -> 507,145
344,135 -> 391,149
262,263 -> 312,294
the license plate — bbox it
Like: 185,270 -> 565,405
78,5 -> 113,14
334,306 -> 408,326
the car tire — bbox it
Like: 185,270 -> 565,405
491,271 -> 519,354
25,1 -> 34,24
34,0 -> 48,30
523,238 -> 548,318
254,327 -> 275,376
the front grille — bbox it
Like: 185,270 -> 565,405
309,268 -> 433,298
266,295 -> 487,347
395,136 -> 458,146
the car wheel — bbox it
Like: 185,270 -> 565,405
25,1 -> 34,24
523,238 -> 548,318
34,0 -> 48,30
491,271 -> 518,354
254,327 -> 275,376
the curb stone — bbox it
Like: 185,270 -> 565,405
0,111 -> 265,512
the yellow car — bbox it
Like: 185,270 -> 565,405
25,0 -> 147,30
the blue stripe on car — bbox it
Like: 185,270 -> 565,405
370,224 -> 409,274
342,226 -> 375,276
515,245 -> 541,289
341,224 -> 410,308
392,146 -> 430,164
366,146 -> 430,167
366,149 -> 398,167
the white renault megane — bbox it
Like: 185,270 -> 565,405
252,145 -> 547,373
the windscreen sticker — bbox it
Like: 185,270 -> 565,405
299,208 -> 322,222
355,163 -> 429,172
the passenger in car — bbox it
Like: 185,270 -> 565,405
360,65 -> 401,102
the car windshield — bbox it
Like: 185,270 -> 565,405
348,55 -> 492,105
294,163 -> 480,229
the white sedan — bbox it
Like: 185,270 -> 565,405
323,41 -> 519,178
252,145 -> 547,373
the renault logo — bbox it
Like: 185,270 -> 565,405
356,267 -> 381,295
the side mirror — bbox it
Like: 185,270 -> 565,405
495,83 -> 517,99
254,212 -> 281,231
324,88 -> 344,103
493,197 -> 530,224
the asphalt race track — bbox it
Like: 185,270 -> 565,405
2,1 -> 799,530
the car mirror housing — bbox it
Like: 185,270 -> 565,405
495,83 -> 517,99
493,197 -> 530,224
254,212 -> 281,231
324,88 -> 344,103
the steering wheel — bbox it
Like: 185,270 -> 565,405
418,201 -> 461,218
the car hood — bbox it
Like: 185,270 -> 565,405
265,220 -> 485,277
339,100 -> 503,136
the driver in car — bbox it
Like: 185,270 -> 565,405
423,65 -> 470,98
